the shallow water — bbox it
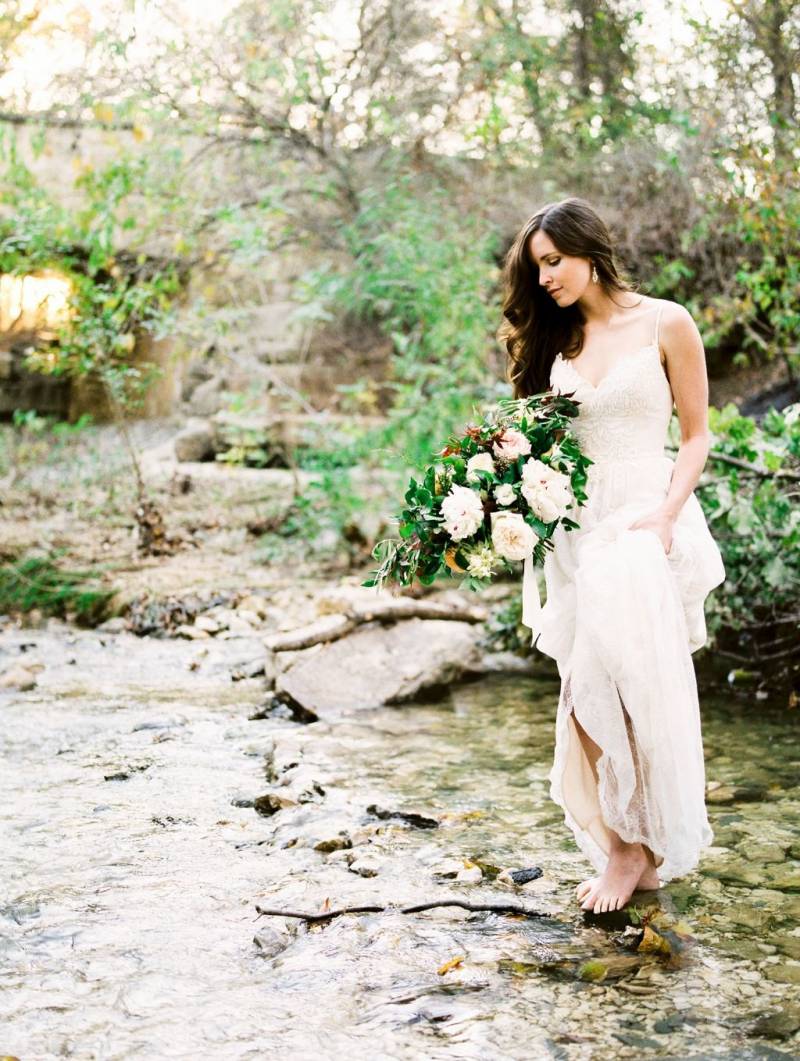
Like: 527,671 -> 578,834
1,622 -> 798,1060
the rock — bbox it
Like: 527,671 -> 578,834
349,858 -> 380,878
274,618 -> 484,716
174,420 -> 215,462
765,867 -> 800,893
96,617 -> 127,633
432,859 -> 465,880
706,784 -> 768,804
174,624 -> 211,640
238,594 -> 269,618
507,867 -> 544,886
763,962 -> 800,985
0,664 -> 39,691
189,377 -> 228,417
751,1004 -> 800,1040
195,615 -> 222,634
314,833 -> 352,853
366,804 -> 439,829
456,864 -> 483,884
253,793 -> 292,816
738,841 -> 788,864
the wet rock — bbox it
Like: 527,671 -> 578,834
764,867 -> 800,893
706,784 -> 769,804
366,804 -> 438,829
738,841 -> 789,864
249,693 -> 319,724
0,663 -> 41,691
348,858 -> 380,878
725,903 -> 775,931
103,763 -> 151,781
231,796 -> 255,808
313,833 -> 353,853
701,857 -> 764,887
751,1003 -> 800,1040
432,859 -> 464,880
456,863 -> 483,884
253,793 -> 291,816
174,420 -> 215,462
777,936 -> 800,960
274,619 -> 484,716
253,924 -> 296,959
763,962 -> 800,985
507,867 -> 544,885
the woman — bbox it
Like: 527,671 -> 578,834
498,197 -> 726,914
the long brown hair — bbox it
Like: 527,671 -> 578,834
498,197 -> 640,398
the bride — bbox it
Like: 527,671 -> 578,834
498,197 -> 726,914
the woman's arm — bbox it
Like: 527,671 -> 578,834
656,303 -> 712,522
628,303 -> 712,553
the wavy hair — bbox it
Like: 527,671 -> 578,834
497,197 -> 640,398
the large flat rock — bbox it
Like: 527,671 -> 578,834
274,618 -> 484,716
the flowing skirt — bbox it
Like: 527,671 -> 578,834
535,454 -> 726,883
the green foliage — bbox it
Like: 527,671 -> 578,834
295,176 -> 503,470
0,554 -> 114,625
701,402 -> 800,687
0,136 -> 181,409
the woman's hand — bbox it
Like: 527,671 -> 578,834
628,508 -> 675,555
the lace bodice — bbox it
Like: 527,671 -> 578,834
549,306 -> 674,463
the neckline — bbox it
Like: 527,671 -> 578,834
556,343 -> 659,392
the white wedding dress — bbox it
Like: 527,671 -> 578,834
524,303 -> 726,884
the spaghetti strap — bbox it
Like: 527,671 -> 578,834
654,304 -> 663,349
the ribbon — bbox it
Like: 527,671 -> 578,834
521,550 -> 543,647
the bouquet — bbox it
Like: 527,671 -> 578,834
362,391 -> 592,641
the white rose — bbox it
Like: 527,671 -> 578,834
494,482 -> 516,506
440,484 -> 485,541
492,428 -> 532,462
466,451 -> 496,483
490,511 -> 537,561
521,459 -> 572,523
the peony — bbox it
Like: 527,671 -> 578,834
466,451 -> 496,483
492,428 -> 532,462
490,511 -> 537,561
494,482 -> 516,506
440,484 -> 485,540
465,543 -> 498,579
520,458 -> 572,523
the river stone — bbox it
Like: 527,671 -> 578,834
0,664 -> 39,691
751,1004 -> 800,1040
763,962 -> 800,985
274,618 -> 484,715
738,841 -> 789,864
174,420 -> 215,462
764,867 -> 800,892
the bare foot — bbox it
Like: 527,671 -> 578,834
579,844 -> 650,913
575,860 -> 660,902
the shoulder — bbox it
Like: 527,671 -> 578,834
652,299 -> 702,362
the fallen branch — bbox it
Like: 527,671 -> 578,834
264,598 -> 488,652
254,898 -> 551,924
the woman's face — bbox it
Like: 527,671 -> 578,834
527,229 -> 591,307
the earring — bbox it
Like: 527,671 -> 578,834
592,264 -> 599,283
